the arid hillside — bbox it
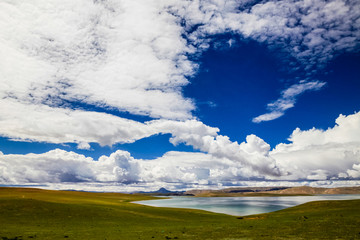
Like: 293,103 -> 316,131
185,186 -> 360,197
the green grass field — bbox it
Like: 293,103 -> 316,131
0,187 -> 360,239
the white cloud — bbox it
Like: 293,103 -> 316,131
0,99 -> 282,179
0,149 -> 95,184
147,118 -> 280,177
347,164 -> 360,178
0,99 -> 156,146
0,111 -> 359,189
0,0 -> 196,120
253,112 -> 285,124
95,150 -> 140,183
0,149 -> 250,185
183,0 -> 360,72
77,142 -> 91,150
150,120 -> 281,178
281,112 -> 360,148
0,149 -> 143,184
253,80 -> 326,123
0,98 -> 224,148
271,111 -> 360,180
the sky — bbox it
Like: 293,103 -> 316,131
0,0 -> 360,192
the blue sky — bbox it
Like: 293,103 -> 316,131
1,0 -> 360,191
186,40 -> 360,147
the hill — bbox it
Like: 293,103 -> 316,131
271,186 -> 360,195
185,186 -> 360,197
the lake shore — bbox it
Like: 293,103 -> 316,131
135,194 -> 360,216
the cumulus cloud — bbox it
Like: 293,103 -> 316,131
0,111 -> 359,189
0,149 -> 141,184
151,120 -> 281,178
0,120 -> 282,185
167,133 -> 281,177
0,149 -> 95,184
0,149 -> 253,185
271,111 -> 360,180
0,117 -> 282,186
1,96 -> 282,180
253,80 -> 326,123
77,142 -> 91,150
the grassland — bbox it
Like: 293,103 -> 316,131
1,187 -> 360,239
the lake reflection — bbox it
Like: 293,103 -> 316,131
135,195 -> 360,216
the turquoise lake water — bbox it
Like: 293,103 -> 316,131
135,195 -> 360,216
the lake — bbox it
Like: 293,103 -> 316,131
135,195 -> 360,216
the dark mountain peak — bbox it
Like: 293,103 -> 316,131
156,187 -> 171,193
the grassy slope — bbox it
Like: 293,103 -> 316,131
1,188 -> 360,240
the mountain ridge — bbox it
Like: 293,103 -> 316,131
184,186 -> 360,197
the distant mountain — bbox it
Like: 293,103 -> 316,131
185,186 -> 360,197
185,187 -> 290,196
270,186 -> 360,195
155,187 -> 172,194
135,187 -> 190,196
